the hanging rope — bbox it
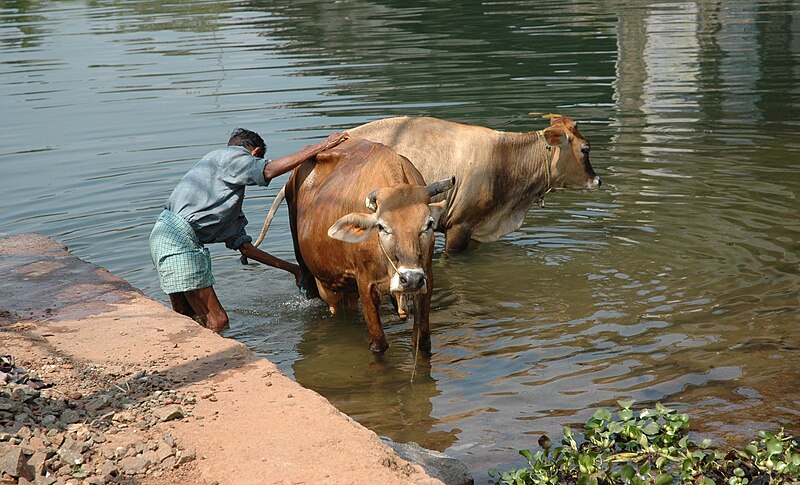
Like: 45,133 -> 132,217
534,130 -> 555,208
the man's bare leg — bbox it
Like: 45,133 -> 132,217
168,292 -> 195,317
182,286 -> 229,332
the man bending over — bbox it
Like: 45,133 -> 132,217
149,128 -> 347,331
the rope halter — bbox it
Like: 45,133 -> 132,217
535,130 -> 555,207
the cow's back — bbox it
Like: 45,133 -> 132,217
291,137 -> 424,224
350,116 -> 498,188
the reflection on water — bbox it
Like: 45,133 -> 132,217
2,0 -> 799,479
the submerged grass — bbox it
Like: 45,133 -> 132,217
489,401 -> 800,485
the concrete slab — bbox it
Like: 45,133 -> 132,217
0,233 -> 442,485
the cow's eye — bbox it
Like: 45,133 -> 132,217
581,146 -> 590,155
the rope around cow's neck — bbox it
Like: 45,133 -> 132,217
535,130 -> 555,208
377,233 -> 400,275
377,232 -> 422,382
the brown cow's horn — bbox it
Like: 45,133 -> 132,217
426,176 -> 455,197
365,189 -> 379,212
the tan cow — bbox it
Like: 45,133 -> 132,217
286,137 -> 453,354
348,115 -> 601,253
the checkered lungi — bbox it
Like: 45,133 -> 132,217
149,210 -> 215,294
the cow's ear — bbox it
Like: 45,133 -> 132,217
328,213 -> 378,243
427,201 -> 447,226
543,126 -> 570,147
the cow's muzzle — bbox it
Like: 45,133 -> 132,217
400,270 -> 425,290
391,267 -> 427,294
584,176 -> 601,191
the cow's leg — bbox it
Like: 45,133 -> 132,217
358,282 -> 388,353
444,222 -> 474,254
286,193 -> 319,299
343,292 -> 359,312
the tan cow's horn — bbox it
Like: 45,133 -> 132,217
365,189 -> 379,212
426,176 -> 455,197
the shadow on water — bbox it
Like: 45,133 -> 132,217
2,0 -> 800,478
291,309 -> 459,452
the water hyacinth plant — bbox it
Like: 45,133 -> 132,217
488,401 -> 800,485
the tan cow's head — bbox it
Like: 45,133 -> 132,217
542,116 -> 601,191
327,177 -> 454,295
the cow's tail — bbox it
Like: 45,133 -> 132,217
253,184 -> 286,248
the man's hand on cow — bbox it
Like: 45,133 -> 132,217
322,131 -> 349,151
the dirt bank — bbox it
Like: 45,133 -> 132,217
0,233 -> 443,485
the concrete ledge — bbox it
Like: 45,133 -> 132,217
0,233 -> 442,484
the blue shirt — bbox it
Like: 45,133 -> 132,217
165,146 -> 270,250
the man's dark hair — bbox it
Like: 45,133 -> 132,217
228,128 -> 266,153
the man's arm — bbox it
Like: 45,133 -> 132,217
238,242 -> 300,276
263,132 -> 349,182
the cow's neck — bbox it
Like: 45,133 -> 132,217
533,130 -> 555,207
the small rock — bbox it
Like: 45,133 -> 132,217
41,415 -> 57,428
16,427 -> 32,441
31,473 -> 56,485
57,464 -> 73,477
71,469 -> 88,479
48,433 -> 64,448
155,405 -> 184,422
84,396 -> 109,412
99,460 -> 118,479
57,437 -> 87,466
155,443 -> 174,464
59,409 -> 81,425
162,434 -> 175,448
0,443 -> 34,480
161,455 -> 176,469
141,451 -> 160,467
119,456 -> 150,475
175,448 -> 196,465
26,450 -> 50,477
112,411 -> 135,423
11,386 -> 40,403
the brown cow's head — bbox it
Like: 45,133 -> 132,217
327,178 -> 454,295
542,116 -> 601,191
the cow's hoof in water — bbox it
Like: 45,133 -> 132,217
413,335 -> 432,358
369,338 -> 389,354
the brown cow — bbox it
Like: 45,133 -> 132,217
349,115 -> 601,253
285,137 -> 453,354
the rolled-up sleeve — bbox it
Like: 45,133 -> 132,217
225,226 -> 253,250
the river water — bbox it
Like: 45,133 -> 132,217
2,0 -> 799,479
